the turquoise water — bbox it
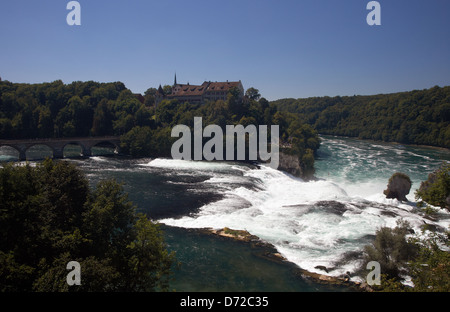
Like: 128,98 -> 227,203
315,136 -> 450,200
1,135 -> 449,291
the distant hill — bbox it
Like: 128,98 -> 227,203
273,86 -> 450,148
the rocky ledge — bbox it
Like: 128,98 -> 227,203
277,152 -> 303,178
201,226 -> 371,291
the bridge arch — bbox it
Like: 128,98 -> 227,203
0,136 -> 122,161
0,145 -> 20,161
62,142 -> 83,158
26,144 -> 54,160
62,141 -> 91,158
91,140 -> 120,156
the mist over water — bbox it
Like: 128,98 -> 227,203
2,135 -> 450,290
157,135 -> 450,278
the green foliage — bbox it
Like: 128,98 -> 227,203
0,159 -> 175,292
0,80 -> 145,139
362,221 -> 418,280
141,87 -> 320,177
91,99 -> 113,136
388,172 -> 412,185
407,232 -> 450,292
301,149 -> 315,178
274,85 -> 450,148
120,126 -> 154,157
245,87 -> 261,101
360,221 -> 449,292
127,214 -> 174,291
0,80 -> 320,177
415,162 -> 450,210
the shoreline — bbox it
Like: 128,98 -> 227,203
319,134 -> 450,153
199,227 -> 371,292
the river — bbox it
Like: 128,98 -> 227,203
1,135 -> 449,291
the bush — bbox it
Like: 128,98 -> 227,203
415,162 -> 450,210
362,221 -> 418,280
408,232 -> 450,292
360,222 -> 449,292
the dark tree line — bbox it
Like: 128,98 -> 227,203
120,87 -> 321,177
273,85 -> 450,148
0,80 -> 150,139
0,80 -> 320,176
0,159 -> 175,291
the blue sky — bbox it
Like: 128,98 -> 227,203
1,0 -> 449,101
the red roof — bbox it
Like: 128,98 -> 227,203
170,81 -> 242,97
206,81 -> 241,91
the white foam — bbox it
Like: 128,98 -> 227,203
90,156 -> 107,161
159,159 -> 450,277
140,158 -> 235,171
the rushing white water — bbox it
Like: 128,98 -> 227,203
6,137 -> 439,281
1,136 -> 448,282
156,136 -> 450,278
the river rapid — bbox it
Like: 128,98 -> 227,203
1,135 -> 449,291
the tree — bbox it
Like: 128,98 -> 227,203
301,148 -> 315,179
274,85 -> 450,148
144,87 -> 157,106
259,97 -> 269,112
415,163 -> 450,210
0,159 -> 175,292
226,87 -> 246,120
126,214 -> 175,291
36,106 -> 53,138
83,178 -> 136,258
120,126 -> 153,157
135,104 -> 153,128
0,118 -> 13,138
91,99 -> 113,136
245,87 -> 261,101
362,221 -> 418,280
162,85 -> 172,95
360,228 -> 449,292
408,232 -> 450,292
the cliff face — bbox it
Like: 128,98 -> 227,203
277,152 -> 303,178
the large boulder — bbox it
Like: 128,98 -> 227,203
383,172 -> 412,201
277,152 -> 303,178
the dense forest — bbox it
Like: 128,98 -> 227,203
0,159 -> 175,291
273,86 -> 450,148
0,79 -> 145,139
0,80 -> 320,178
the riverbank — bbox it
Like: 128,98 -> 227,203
200,227 -> 368,292
3,137 -> 449,292
319,134 -> 450,153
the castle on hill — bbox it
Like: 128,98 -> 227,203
155,74 -> 244,106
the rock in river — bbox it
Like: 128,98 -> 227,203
383,172 -> 412,201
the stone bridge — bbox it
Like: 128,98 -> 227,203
0,136 -> 121,161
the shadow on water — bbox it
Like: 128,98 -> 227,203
0,144 -> 117,162
164,226 -> 353,292
0,143 -> 360,292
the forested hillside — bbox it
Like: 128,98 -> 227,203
0,80 -> 320,177
273,86 -> 450,148
0,80 -> 147,139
